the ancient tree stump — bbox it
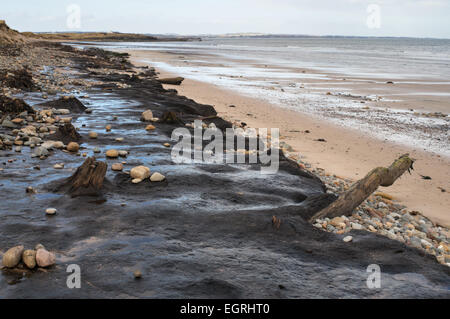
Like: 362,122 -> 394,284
158,77 -> 184,85
65,157 -> 107,197
49,123 -> 81,144
309,154 -> 414,222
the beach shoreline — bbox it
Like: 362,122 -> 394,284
125,49 -> 450,228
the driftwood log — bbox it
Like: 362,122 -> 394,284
65,157 -> 107,197
309,154 -> 414,222
158,77 -> 184,85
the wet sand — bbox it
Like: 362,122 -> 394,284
125,50 -> 450,228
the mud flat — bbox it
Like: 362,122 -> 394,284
0,40 -> 449,298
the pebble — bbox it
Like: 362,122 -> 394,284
36,248 -> 56,268
343,236 -> 353,243
132,178 -> 143,184
145,125 -> 156,131
106,149 -> 119,158
22,250 -> 37,269
111,163 -> 123,171
2,245 -> 24,268
118,150 -> 128,157
150,172 -> 166,182
53,164 -> 64,169
67,142 -> 80,152
130,166 -> 151,180
88,131 -> 98,139
106,125 -> 112,132
45,208 -> 57,215
141,110 -> 154,121
134,270 -> 142,279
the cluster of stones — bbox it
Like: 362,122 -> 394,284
0,108 -> 77,157
2,244 -> 56,270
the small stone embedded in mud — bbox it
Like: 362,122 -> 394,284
150,172 -> 166,182
45,208 -> 57,216
22,250 -> 36,269
343,236 -> 353,243
35,248 -> 56,268
145,124 -> 156,131
106,125 -> 112,132
67,142 -> 80,153
141,110 -> 153,122
88,131 -> 98,139
133,270 -> 142,279
2,245 -> 24,268
111,163 -> 123,171
130,165 -> 151,180
106,149 -> 119,158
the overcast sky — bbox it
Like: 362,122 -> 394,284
2,0 -> 450,38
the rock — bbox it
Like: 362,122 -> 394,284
132,178 -> 143,184
330,217 -> 345,227
33,146 -> 49,157
163,143 -> 171,148
2,119 -> 16,128
53,109 -> 69,115
45,208 -> 57,215
53,164 -> 64,169
351,222 -> 364,230
145,125 -> 156,131
36,248 -> 56,268
421,239 -> 433,249
130,166 -> 151,180
105,125 -> 112,132
343,236 -> 353,243
35,244 -> 45,251
134,270 -> 142,279
67,142 -> 80,152
106,149 -> 119,158
26,186 -> 36,194
150,172 -> 166,182
53,141 -> 65,149
115,137 -> 124,142
22,250 -> 36,269
88,131 -> 98,139
141,110 -> 154,122
93,147 -> 101,153
2,245 -> 24,268
118,150 -> 128,157
11,118 -> 23,124
111,163 -> 123,171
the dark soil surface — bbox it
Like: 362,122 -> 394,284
0,43 -> 449,298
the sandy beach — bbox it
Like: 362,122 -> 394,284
126,49 -> 450,228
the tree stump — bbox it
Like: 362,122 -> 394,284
65,157 -> 107,197
309,154 -> 414,222
49,123 -> 81,144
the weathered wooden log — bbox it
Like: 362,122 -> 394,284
158,77 -> 184,85
65,157 -> 107,197
309,154 -> 414,222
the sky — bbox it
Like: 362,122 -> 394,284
2,0 -> 450,38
